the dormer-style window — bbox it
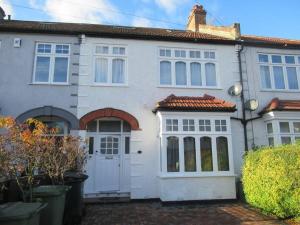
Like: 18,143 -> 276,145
159,47 -> 218,88
94,45 -> 127,85
258,53 -> 300,91
33,43 -> 70,84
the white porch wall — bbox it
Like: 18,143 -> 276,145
77,37 -> 243,199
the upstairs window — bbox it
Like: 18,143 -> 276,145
159,48 -> 217,88
34,43 -> 70,84
94,45 -> 127,85
258,53 -> 300,91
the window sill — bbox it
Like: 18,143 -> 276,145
157,85 -> 222,90
260,89 -> 300,93
90,83 -> 129,87
28,82 -> 70,86
159,172 -> 235,179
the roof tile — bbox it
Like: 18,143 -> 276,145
155,94 -> 236,112
260,98 -> 300,114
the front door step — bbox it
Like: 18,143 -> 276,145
84,197 -> 130,204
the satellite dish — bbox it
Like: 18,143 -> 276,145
228,83 -> 242,96
245,99 -> 259,111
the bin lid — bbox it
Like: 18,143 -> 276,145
0,202 -> 46,221
64,172 -> 88,181
33,185 -> 71,197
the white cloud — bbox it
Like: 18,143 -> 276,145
32,0 -> 122,24
0,0 -> 13,17
154,0 -> 187,14
131,17 -> 152,27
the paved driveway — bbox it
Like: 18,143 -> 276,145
81,201 -> 286,225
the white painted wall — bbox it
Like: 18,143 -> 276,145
78,37 -> 243,200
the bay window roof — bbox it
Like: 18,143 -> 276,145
155,94 -> 236,112
260,98 -> 300,115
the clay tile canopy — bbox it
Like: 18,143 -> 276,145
155,94 -> 236,112
260,98 -> 300,115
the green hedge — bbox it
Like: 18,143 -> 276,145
242,144 -> 300,218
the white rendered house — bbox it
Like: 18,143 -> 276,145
1,4 -> 300,201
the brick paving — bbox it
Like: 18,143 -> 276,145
81,201 -> 286,225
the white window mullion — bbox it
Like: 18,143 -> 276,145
195,136 -> 201,172
283,66 -> 288,90
49,55 -> 55,83
211,136 -> 218,172
179,136 -> 185,173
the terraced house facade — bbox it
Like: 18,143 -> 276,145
1,5 -> 300,201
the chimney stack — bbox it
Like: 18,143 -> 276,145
186,4 -> 207,32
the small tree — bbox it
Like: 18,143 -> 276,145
0,117 -> 46,202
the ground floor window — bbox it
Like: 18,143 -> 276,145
164,135 -> 230,173
266,120 -> 300,146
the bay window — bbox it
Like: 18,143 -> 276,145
266,120 -> 300,146
161,116 -> 233,176
258,53 -> 300,91
33,43 -> 70,84
94,45 -> 127,85
159,48 -> 217,88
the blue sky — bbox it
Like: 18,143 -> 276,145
1,0 -> 300,39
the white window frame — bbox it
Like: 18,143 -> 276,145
265,119 -> 300,146
33,42 -> 70,85
158,112 -> 234,177
158,47 -> 219,89
93,44 -> 128,86
258,53 -> 300,92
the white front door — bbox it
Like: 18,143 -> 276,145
95,135 -> 120,192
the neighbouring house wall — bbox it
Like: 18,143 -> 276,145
0,33 -> 79,119
78,37 -> 244,199
242,46 -> 300,148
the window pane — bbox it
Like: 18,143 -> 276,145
37,44 -> 51,53
258,54 -> 268,63
95,58 -> 108,83
205,63 -> 216,86
99,121 -> 121,132
175,62 -> 187,85
112,59 -> 125,83
123,121 -> 131,132
286,67 -> 298,89
217,137 -> 229,171
190,62 -> 202,86
281,136 -> 291,145
184,137 -> 196,172
272,55 -> 282,63
190,51 -> 200,58
167,137 -> 179,172
268,137 -> 274,146
113,47 -> 125,55
260,66 -> 271,89
285,56 -> 295,64
53,57 -> 68,82
87,121 -> 97,132
160,61 -> 171,85
267,123 -> 273,134
273,66 -> 285,89
200,137 -> 213,171
293,122 -> 300,133
96,46 -> 108,54
35,56 -> 50,82
88,137 -> 94,154
125,137 -> 130,154
55,45 -> 69,54
279,122 -> 290,133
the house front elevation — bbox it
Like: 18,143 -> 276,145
1,4 -> 300,202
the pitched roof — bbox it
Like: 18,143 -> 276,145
260,98 -> 300,114
0,20 -> 235,45
155,94 -> 236,112
242,35 -> 300,48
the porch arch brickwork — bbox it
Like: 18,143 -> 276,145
79,108 -> 140,130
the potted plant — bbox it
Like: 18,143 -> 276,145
0,117 -> 47,225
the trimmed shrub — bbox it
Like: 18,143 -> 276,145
242,144 -> 300,218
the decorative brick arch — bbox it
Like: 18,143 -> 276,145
79,108 -> 140,130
